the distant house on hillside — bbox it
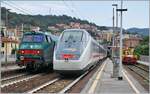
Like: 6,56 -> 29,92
1,21 -> 20,55
114,34 -> 143,48
123,37 -> 142,48
98,29 -> 113,42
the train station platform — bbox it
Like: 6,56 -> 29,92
1,65 -> 24,72
137,60 -> 149,66
82,58 -> 148,93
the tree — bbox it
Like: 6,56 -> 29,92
134,36 -> 149,56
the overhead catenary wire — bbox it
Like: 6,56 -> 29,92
62,0 -> 80,19
69,1 -> 86,20
2,1 -> 31,15
8,1 -> 34,15
69,1 -> 113,26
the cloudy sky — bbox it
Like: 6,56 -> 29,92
1,0 -> 149,29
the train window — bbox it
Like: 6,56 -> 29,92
33,35 -> 44,42
45,36 -> 49,43
61,31 -> 83,42
46,36 -> 52,43
82,33 -> 87,42
22,35 -> 44,42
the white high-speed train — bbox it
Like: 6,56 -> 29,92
53,29 -> 107,75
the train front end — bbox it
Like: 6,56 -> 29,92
16,32 -> 53,71
54,29 -> 90,74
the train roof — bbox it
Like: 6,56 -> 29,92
63,29 -> 87,32
23,31 -> 59,42
24,31 -> 48,35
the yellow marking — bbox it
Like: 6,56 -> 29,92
88,61 -> 107,93
122,70 -> 140,94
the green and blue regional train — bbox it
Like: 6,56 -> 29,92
16,31 -> 58,72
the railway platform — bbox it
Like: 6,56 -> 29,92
137,60 -> 149,66
1,65 -> 24,72
82,58 -> 148,93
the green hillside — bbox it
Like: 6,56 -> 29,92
1,7 -> 101,31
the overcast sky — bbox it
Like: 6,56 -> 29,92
1,0 -> 149,29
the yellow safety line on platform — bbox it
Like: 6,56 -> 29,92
122,70 -> 140,94
88,61 -> 107,93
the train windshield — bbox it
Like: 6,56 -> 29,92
22,35 -> 44,42
61,31 -> 83,42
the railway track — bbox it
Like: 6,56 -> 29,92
127,64 -> 149,82
1,73 -> 27,82
1,58 -> 106,93
1,72 -> 59,93
1,74 -> 42,88
28,59 -> 106,93
134,64 -> 149,73
28,71 -> 89,93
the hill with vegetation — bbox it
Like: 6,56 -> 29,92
1,7 -> 108,31
126,28 -> 149,37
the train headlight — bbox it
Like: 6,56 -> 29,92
20,56 -> 24,60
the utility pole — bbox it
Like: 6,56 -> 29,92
112,8 -> 115,47
15,26 -> 17,57
21,23 -> 24,38
111,6 -> 116,78
21,23 -> 24,32
49,8 -> 51,15
5,9 -> 10,65
112,4 -> 118,45
0,6 -> 1,63
117,0 -> 127,80
112,4 -> 119,78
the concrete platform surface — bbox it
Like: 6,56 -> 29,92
1,65 -> 24,72
137,60 -> 149,66
82,58 -> 148,93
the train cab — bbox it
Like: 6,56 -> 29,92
16,31 -> 57,72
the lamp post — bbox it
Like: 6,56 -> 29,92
116,0 -> 127,80
112,4 -> 118,46
112,7 -> 115,51
112,4 -> 118,28
111,4 -> 117,78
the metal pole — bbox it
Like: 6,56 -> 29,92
112,4 -> 118,45
15,26 -> 17,57
0,8 -> 1,64
21,23 -> 24,37
5,9 -> 8,65
112,8 -> 115,47
119,0 -> 123,80
116,2 -> 127,80
116,5 -> 118,28
112,7 -> 117,78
